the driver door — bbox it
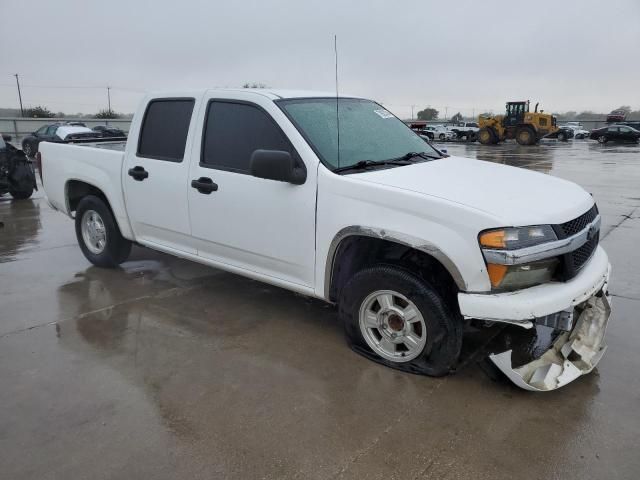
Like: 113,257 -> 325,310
187,92 -> 317,288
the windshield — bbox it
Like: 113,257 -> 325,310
277,98 -> 441,170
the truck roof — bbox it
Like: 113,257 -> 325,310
146,88 -> 364,100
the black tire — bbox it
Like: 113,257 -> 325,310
9,188 -> 33,200
466,132 -> 477,142
597,135 -> 608,144
339,266 -> 463,377
478,127 -> 497,145
557,131 -> 566,141
75,195 -> 131,268
516,127 -> 535,146
439,133 -> 446,141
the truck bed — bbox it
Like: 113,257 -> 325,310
39,141 -> 130,236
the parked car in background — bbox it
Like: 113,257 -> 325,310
93,125 -> 127,138
0,134 -> 37,199
446,122 -> 479,141
590,125 -> 640,143
606,109 -> 627,123
617,121 -> 640,131
21,124 -> 99,157
421,125 -> 454,141
546,126 -> 574,141
561,122 -> 590,139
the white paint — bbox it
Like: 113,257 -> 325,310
55,126 -> 93,140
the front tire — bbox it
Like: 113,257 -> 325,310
557,131 -> 566,141
75,195 -> 131,268
478,127 -> 497,145
439,133 -> 446,141
339,266 -> 463,377
598,135 -> 608,144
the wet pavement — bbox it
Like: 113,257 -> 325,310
1,140 -> 639,479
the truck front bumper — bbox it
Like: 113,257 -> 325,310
458,246 -> 612,391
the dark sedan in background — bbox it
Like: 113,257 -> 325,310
590,124 -> 640,143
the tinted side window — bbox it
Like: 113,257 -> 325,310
138,99 -> 194,161
202,101 -> 292,173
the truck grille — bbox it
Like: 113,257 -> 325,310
553,204 -> 600,280
557,204 -> 598,238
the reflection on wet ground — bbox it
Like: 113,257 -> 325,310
1,140 -> 639,479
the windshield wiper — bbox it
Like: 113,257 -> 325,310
333,159 -> 410,173
333,151 -> 438,174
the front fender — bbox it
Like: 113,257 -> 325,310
323,225 -> 468,300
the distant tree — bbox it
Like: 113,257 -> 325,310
479,112 -> 493,118
94,109 -> 120,119
450,112 -> 463,123
417,107 -> 438,120
242,82 -> 267,88
616,105 -> 632,114
24,105 -> 55,118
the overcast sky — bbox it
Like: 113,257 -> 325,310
1,0 -> 639,118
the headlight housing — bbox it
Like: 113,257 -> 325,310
479,225 -> 557,250
479,225 -> 559,291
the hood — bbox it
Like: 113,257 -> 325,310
352,156 -> 594,225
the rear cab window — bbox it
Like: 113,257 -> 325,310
137,98 -> 195,162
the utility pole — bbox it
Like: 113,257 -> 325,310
411,104 -> 416,120
444,106 -> 449,120
107,86 -> 112,113
14,74 -> 24,117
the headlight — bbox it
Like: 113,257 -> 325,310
479,225 -> 557,250
479,225 -> 559,290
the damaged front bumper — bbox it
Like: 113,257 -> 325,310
490,286 -> 611,391
458,246 -> 612,391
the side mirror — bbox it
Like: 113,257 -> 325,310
2,134 -> 12,142
250,150 -> 306,185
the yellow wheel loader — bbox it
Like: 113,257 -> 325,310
477,101 -> 559,146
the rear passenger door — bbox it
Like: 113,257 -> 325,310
187,92 -> 317,288
123,97 -> 199,254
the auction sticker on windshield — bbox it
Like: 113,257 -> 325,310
374,109 -> 394,119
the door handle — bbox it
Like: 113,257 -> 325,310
191,177 -> 218,194
128,166 -> 149,181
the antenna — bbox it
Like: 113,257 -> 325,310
334,34 -> 340,167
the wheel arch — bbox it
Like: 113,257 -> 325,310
324,226 -> 467,304
64,179 -> 134,240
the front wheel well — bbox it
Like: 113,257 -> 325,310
328,235 -> 460,313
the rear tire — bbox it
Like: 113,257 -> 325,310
339,266 -> 463,377
516,127 -> 536,146
75,195 -> 131,268
439,133 -> 446,141
9,188 -> 33,200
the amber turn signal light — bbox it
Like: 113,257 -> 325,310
479,230 -> 506,249
486,263 -> 508,288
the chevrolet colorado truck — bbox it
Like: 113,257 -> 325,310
39,89 -> 612,391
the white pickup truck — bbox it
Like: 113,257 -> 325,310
40,89 -> 611,391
